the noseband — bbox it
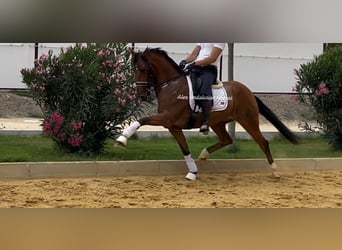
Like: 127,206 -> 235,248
135,81 -> 151,88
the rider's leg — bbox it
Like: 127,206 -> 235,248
199,98 -> 212,135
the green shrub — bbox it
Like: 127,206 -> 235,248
294,46 -> 342,150
21,43 -> 140,154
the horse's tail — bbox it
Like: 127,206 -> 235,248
255,96 -> 299,144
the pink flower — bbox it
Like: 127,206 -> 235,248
51,111 -> 65,134
316,82 -> 330,96
97,49 -> 111,57
115,63 -> 123,72
101,59 -> 115,68
35,66 -> 45,75
118,97 -> 126,106
114,88 -> 121,95
44,112 -> 65,136
40,54 -> 49,61
118,72 -> 126,81
68,134 -> 83,147
97,50 -> 105,56
72,121 -> 83,131
43,120 -> 52,136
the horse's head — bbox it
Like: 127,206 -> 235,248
131,49 -> 154,101
131,47 -> 183,101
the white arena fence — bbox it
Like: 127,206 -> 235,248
0,43 -> 323,93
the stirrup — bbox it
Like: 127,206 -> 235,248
199,124 -> 209,135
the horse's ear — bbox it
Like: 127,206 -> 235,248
141,47 -> 151,58
127,47 -> 136,55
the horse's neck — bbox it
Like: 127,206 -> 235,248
155,75 -> 188,106
150,55 -> 188,104
156,68 -> 180,84
151,55 -> 180,84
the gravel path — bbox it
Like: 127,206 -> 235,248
0,91 -> 314,122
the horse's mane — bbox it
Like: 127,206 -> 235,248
144,47 -> 183,74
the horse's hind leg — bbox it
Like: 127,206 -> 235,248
238,118 -> 280,178
198,123 -> 233,160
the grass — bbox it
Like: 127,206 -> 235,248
0,134 -> 341,163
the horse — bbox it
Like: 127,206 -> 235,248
116,47 -> 299,180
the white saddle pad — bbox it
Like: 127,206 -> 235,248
184,76 -> 229,112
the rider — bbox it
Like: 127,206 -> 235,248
179,43 -> 226,135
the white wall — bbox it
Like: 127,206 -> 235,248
0,43 -> 33,89
0,43 -> 323,92
234,43 -> 323,92
136,43 -> 323,93
0,43 -> 74,89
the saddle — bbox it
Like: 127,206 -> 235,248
187,75 -> 227,129
190,73 -> 223,107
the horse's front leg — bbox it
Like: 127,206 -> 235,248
115,115 -> 167,147
168,128 -> 198,181
115,120 -> 141,147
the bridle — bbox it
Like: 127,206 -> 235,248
134,53 -> 184,91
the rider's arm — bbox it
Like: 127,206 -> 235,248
194,47 -> 223,66
184,45 -> 201,63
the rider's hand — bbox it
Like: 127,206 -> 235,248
186,62 -> 196,71
179,60 -> 187,70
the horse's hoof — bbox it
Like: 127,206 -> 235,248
114,142 -> 125,148
269,163 -> 277,170
272,171 -> 281,179
269,163 -> 280,178
198,149 -> 209,160
185,172 -> 197,181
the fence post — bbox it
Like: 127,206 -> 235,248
227,43 -> 236,145
34,43 -> 39,61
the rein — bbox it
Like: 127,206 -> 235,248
158,74 -> 184,89
136,72 -> 184,89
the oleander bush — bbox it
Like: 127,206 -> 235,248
294,46 -> 342,150
21,43 -> 140,154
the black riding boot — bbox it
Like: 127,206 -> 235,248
199,99 -> 212,135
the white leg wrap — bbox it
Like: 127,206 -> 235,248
198,148 -> 210,160
184,154 -> 198,174
122,121 -> 141,138
116,121 -> 141,146
184,154 -> 198,173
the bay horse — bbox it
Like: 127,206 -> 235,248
116,47 -> 298,180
